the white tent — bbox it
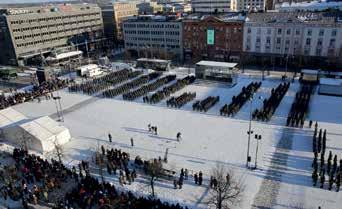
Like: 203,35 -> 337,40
0,108 -> 71,152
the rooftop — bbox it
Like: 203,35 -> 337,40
124,15 -> 182,22
196,61 -> 238,68
0,3 -> 100,16
246,11 -> 342,25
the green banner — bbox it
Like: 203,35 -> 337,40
207,29 -> 215,45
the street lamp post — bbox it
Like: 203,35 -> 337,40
254,134 -> 262,169
246,94 -> 254,168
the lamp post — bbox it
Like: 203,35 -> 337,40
254,134 -> 262,169
246,94 -> 254,168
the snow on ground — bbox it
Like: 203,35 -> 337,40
6,73 -> 342,209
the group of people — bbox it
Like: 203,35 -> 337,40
148,124 -> 158,135
193,96 -> 220,112
252,82 -> 290,121
311,126 -> 341,192
173,168 -> 189,189
167,92 -> 196,109
143,75 -> 196,105
102,73 -> 153,98
286,84 -> 314,127
0,148 -> 190,209
123,75 -> 176,101
0,79 -> 69,110
220,82 -> 262,117
65,175 -> 187,209
68,69 -> 142,95
0,148 -> 75,208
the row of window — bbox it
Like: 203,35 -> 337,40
123,23 -> 180,29
126,42 -> 180,49
14,25 -> 101,41
247,27 -> 338,37
10,13 -> 100,25
12,19 -> 101,32
124,30 -> 180,36
184,26 -> 242,33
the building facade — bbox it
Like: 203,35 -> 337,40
0,4 -> 104,66
183,15 -> 244,63
191,0 -> 232,13
122,15 -> 183,61
231,0 -> 267,11
113,2 -> 139,42
243,12 -> 342,68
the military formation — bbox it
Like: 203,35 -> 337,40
252,82 -> 290,121
102,72 -> 161,98
220,82 -> 262,117
68,69 -> 142,95
143,75 -> 196,104
286,84 -> 314,127
0,79 -> 69,110
193,96 -> 220,112
123,74 -> 176,101
311,125 -> 341,192
167,92 -> 196,108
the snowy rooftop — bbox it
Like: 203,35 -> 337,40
320,78 -> 342,86
196,61 -> 238,68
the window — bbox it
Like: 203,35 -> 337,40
331,29 -> 337,37
276,37 -> 281,44
285,40 -> 290,45
266,37 -> 271,44
256,37 -> 261,43
306,38 -> 311,45
247,28 -> 251,34
307,29 -> 312,36
317,38 -> 322,46
286,29 -> 291,35
257,28 -> 261,34
319,29 -> 324,36
267,28 -> 271,35
329,39 -> 336,47
277,28 -> 282,35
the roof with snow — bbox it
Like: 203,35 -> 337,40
0,107 -> 27,128
320,78 -> 342,86
196,61 -> 238,68
245,11 -> 342,26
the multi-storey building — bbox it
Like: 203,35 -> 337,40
243,12 -> 342,67
113,2 -> 139,42
122,15 -> 183,61
231,0 -> 267,11
0,4 -> 104,66
191,0 -> 233,13
183,14 -> 245,63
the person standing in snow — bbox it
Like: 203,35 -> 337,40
176,132 -> 181,142
194,173 -> 198,185
199,171 -> 203,185
108,133 -> 112,143
130,138 -> 134,147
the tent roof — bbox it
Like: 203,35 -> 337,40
0,107 -> 27,128
19,116 -> 68,141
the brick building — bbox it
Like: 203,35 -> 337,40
183,15 -> 245,64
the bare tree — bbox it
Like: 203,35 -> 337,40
206,163 -> 244,209
17,129 -> 32,152
53,139 -> 64,164
146,158 -> 163,197
95,140 -> 105,183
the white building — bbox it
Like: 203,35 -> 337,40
191,0 -> 232,13
122,15 -> 183,61
231,0 -> 267,11
243,12 -> 342,64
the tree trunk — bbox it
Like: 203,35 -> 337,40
217,189 -> 222,209
151,177 -> 155,197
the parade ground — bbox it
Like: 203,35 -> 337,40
8,72 -> 342,209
